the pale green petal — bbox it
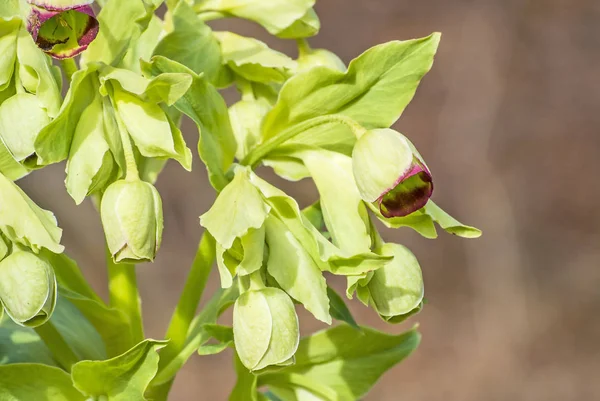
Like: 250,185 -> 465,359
195,0 -> 315,38
265,215 -> 330,324
114,88 -> 191,169
0,93 -> 50,162
216,31 -> 296,84
299,149 -> 372,254
200,167 -> 270,249
153,1 -> 222,82
0,19 -> 19,91
229,97 -> 271,160
16,27 -> 62,118
233,289 -> 272,370
65,91 -> 112,204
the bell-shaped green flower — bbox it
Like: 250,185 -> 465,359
352,128 -> 433,218
0,248 -> 57,327
100,179 -> 163,263
233,286 -> 299,371
366,243 -> 424,321
26,0 -> 99,59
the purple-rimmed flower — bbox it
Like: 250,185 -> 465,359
27,1 -> 98,59
352,128 -> 433,218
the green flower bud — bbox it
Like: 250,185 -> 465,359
297,47 -> 346,72
233,287 -> 299,371
352,128 -> 433,218
27,1 -> 99,59
100,179 -> 163,263
366,243 -> 424,320
0,249 -> 57,327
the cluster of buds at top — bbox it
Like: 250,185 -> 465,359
26,0 -> 99,59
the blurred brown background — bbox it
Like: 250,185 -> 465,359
20,0 -> 600,399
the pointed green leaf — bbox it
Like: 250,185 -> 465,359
261,326 -> 421,401
0,364 -> 84,400
326,286 -> 359,330
0,19 -> 19,91
262,33 -> 441,140
72,339 -> 167,401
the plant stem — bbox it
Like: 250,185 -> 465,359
106,246 -> 144,344
59,58 -> 78,83
111,98 -> 140,181
149,231 -> 216,401
164,231 -> 215,355
34,320 -> 79,372
241,114 -> 367,167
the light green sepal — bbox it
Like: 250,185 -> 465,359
0,173 -> 63,253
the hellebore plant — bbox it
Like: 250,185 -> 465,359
0,0 -> 481,400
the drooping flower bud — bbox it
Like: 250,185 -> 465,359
27,0 -> 99,59
0,249 -> 57,327
233,287 -> 299,371
100,179 -> 163,263
352,128 -> 433,218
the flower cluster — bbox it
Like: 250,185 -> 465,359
0,0 -> 481,399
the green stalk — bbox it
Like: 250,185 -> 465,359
59,58 -> 78,83
149,232 -> 216,400
106,246 -> 144,344
241,114 -> 367,167
34,320 -> 79,372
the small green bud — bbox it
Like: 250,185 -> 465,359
0,234 -> 10,262
100,179 -> 163,263
0,249 -> 57,327
352,128 -> 433,217
233,287 -> 299,371
297,47 -> 346,72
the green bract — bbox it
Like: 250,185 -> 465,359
0,1 -> 483,399
101,179 -> 163,263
